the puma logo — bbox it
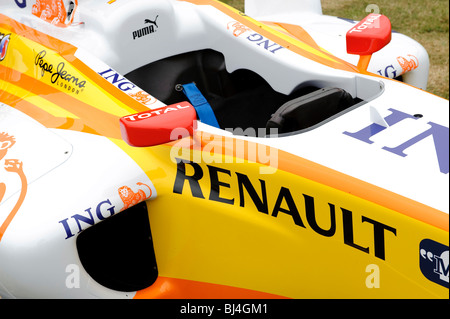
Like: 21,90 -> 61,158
145,15 -> 159,28
132,15 -> 159,40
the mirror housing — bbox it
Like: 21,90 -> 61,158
346,13 -> 392,70
120,101 -> 197,147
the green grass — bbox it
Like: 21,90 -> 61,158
219,0 -> 449,99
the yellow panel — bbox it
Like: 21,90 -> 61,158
112,139 -> 448,298
0,29 -> 140,117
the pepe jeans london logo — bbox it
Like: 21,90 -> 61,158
34,49 -> 86,94
420,239 -> 449,288
132,16 -> 159,40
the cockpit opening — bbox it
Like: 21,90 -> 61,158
125,49 -> 361,136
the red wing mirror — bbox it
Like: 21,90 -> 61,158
346,13 -> 392,71
120,101 -> 197,147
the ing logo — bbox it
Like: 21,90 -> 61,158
32,0 -> 66,26
118,182 -> 152,211
0,132 -> 28,242
227,21 -> 251,37
343,108 -> 449,174
14,0 -> 27,8
31,0 -> 78,27
397,54 -> 419,73
128,90 -> 157,106
226,21 -> 284,54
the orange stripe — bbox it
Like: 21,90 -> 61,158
0,64 -> 122,138
1,14 -> 153,113
0,170 -> 27,243
69,59 -> 152,114
171,133 -> 448,232
134,277 -> 288,299
0,90 -> 100,134
0,14 -> 138,138
266,22 -> 322,51
277,149 -> 448,232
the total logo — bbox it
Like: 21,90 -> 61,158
419,239 -> 449,288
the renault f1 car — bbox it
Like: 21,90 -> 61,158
0,0 -> 448,299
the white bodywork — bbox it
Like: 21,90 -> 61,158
245,0 -> 430,89
0,0 -> 447,298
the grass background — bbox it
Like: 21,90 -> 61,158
220,0 -> 449,99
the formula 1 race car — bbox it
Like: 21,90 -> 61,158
0,0 -> 448,299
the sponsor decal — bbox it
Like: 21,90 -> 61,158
0,33 -> 11,62
118,182 -> 152,211
376,64 -> 397,79
420,239 -> 449,288
34,49 -> 86,94
227,21 -> 251,37
343,108 -> 449,174
98,68 -> 135,92
347,14 -> 382,33
32,0 -> 78,27
121,103 -> 191,122
14,0 -> 27,8
132,16 -> 159,40
58,182 -> 152,239
32,0 -> 66,26
58,199 -> 116,239
0,132 -> 28,243
227,21 -> 284,54
98,68 -> 158,106
128,90 -> 156,106
246,33 -> 284,54
173,158 -> 397,261
397,54 -> 419,73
